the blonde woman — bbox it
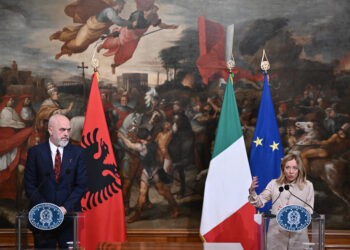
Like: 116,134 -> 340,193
249,153 -> 314,250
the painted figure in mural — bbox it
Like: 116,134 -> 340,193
155,120 -> 172,174
117,110 -> 143,215
110,94 -> 133,204
97,0 -> 178,73
293,121 -> 320,148
69,116 -> 85,145
323,107 -> 337,136
101,91 -> 114,112
207,96 -> 221,117
284,125 -> 297,153
186,95 -> 220,181
15,94 -> 36,127
118,128 -> 178,223
101,91 -> 115,132
24,114 -> 87,248
249,153 -> 314,250
190,101 -> 215,172
143,88 -> 166,137
168,100 -> 194,199
113,93 -> 133,130
35,82 -> 74,141
239,97 -> 253,126
323,107 -> 349,137
0,95 -> 34,200
0,95 -> 25,129
276,103 -> 289,128
0,95 -> 25,173
296,90 -> 312,108
300,123 -> 350,173
51,0 -> 134,60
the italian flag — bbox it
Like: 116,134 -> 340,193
200,74 -> 258,249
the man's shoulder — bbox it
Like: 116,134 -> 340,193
31,142 -> 48,150
28,142 -> 49,156
31,142 -> 83,151
65,143 -> 84,153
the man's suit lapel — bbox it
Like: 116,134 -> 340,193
61,144 -> 72,180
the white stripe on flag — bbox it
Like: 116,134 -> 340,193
200,136 -> 252,235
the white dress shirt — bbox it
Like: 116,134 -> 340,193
49,139 -> 63,168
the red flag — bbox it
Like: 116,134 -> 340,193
196,16 -> 264,85
196,15 -> 229,84
79,72 -> 126,249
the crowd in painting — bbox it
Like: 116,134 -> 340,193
1,68 -> 350,222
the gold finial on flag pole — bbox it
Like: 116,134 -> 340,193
226,54 -> 236,73
226,54 -> 235,84
261,49 -> 270,73
91,47 -> 100,73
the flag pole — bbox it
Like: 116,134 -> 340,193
261,49 -> 270,74
226,54 -> 236,73
226,54 -> 236,84
91,46 -> 100,75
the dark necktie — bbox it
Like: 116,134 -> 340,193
54,148 -> 61,183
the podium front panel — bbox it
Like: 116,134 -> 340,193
15,212 -> 85,250
257,214 -> 325,250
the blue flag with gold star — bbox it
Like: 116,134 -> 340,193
249,72 -> 284,214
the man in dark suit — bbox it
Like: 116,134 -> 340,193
24,114 -> 87,248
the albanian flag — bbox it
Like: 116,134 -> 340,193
79,72 -> 126,249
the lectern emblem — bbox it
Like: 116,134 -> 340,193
276,205 -> 311,232
39,208 -> 53,225
29,203 -> 64,230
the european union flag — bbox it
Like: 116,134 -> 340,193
249,72 -> 284,214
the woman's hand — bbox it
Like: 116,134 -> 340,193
278,202 -> 289,211
249,176 -> 259,193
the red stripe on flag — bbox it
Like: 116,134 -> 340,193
79,195 -> 126,248
203,202 -> 258,250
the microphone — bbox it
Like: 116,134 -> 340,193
264,186 -> 284,218
284,185 -> 320,218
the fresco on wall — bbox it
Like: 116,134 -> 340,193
1,0 -> 350,230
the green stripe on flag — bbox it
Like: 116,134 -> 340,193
211,74 -> 243,159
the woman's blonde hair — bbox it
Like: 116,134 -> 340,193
276,153 -> 307,189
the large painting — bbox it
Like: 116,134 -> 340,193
1,0 -> 350,230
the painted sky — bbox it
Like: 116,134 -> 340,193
0,0 -> 350,84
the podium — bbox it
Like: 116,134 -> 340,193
15,212 -> 84,250
256,214 -> 325,250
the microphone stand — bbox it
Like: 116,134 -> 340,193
264,186 -> 284,218
261,186 -> 285,250
284,185 -> 320,218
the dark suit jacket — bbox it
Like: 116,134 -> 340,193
24,142 -> 87,212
